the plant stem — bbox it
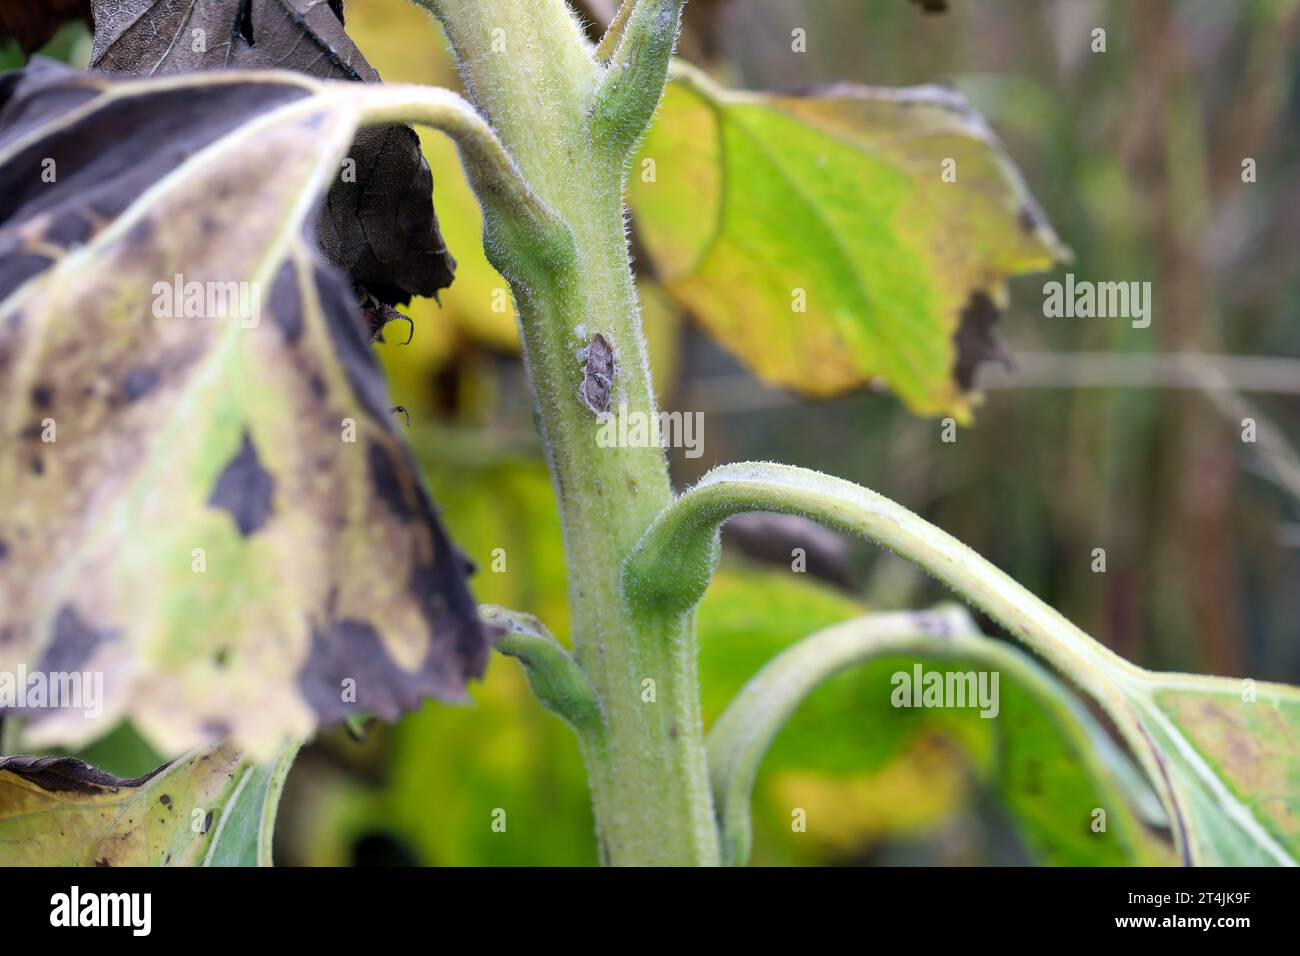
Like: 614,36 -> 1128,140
418,0 -> 718,865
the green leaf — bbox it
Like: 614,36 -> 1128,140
629,62 -> 1068,418
0,742 -> 294,866
698,576 -> 1167,866
0,61 -> 499,758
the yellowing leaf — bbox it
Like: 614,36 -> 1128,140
630,64 -> 1068,417
0,62 -> 487,759
0,743 -> 294,866
766,737 -> 968,853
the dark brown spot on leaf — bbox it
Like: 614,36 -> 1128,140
368,440 -> 411,521
315,262 -> 391,419
43,209 -> 93,248
20,608 -> 119,718
0,64 -> 308,250
121,367 -> 159,402
410,556 -> 484,673
952,290 -> 1012,391
269,260 -> 303,345
0,251 -> 54,302
1018,204 -> 1040,235
208,429 -> 275,536
300,618 -> 434,722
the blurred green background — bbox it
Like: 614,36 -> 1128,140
9,0 -> 1298,865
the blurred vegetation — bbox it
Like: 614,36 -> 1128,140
11,0 -> 1298,865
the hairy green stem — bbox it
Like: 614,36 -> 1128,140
418,0 -> 717,865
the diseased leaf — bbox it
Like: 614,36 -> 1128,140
0,742 -> 290,865
296,453 -> 597,868
89,0 -> 456,307
1119,672 -> 1300,865
0,61 -> 487,758
629,63 -> 1068,418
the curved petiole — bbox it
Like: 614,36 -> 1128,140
622,462 -> 1177,844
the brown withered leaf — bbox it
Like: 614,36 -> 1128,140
0,0 -> 90,56
89,0 -> 456,307
0,61 -> 486,758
